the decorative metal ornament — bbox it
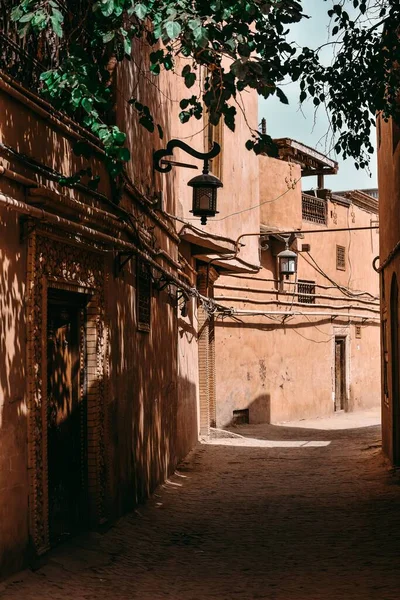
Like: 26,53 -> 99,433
154,139 -> 223,225
188,171 -> 222,225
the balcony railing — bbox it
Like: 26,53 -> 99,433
302,192 -> 327,225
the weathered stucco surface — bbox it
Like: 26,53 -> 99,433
378,115 -> 400,463
0,44 -> 260,577
215,155 -> 380,427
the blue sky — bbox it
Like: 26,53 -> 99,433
258,0 -> 378,192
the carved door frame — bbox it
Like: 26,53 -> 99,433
26,230 -> 109,554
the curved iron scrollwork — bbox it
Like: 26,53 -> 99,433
153,139 -> 221,173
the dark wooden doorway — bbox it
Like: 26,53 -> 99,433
390,275 -> 400,465
47,289 -> 88,544
334,338 -> 346,411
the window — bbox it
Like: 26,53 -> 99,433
137,259 -> 152,332
355,324 -> 362,339
204,114 -> 223,180
297,280 -> 316,304
336,245 -> 346,271
232,409 -> 249,425
302,193 -> 327,225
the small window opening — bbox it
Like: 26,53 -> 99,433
336,245 -> 346,271
298,280 -> 316,304
355,325 -> 362,339
232,409 -> 249,425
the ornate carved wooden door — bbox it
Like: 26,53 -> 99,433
47,291 -> 88,543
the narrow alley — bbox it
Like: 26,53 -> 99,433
1,409 -> 399,600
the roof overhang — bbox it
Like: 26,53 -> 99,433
333,190 -> 378,214
274,138 -> 338,177
179,226 -> 237,255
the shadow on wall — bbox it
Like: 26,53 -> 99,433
107,258 -> 198,518
0,211 -> 28,576
230,394 -> 271,427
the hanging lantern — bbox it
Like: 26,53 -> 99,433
277,246 -> 297,279
188,172 -> 223,225
153,139 -> 223,226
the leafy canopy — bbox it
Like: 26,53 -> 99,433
9,0 -> 400,185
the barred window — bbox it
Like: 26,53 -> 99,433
336,245 -> 346,271
297,280 -> 316,304
302,193 -> 327,225
137,259 -> 152,332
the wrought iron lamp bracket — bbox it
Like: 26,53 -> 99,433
153,139 -> 221,174
115,251 -> 135,276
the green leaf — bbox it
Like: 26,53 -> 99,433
165,21 -> 181,40
134,3 -> 148,19
188,18 -> 201,31
81,97 -> 94,114
112,129 -> 126,144
184,72 -> 196,88
10,6 -> 23,21
40,70 -> 53,82
101,0 -> 114,17
182,65 -> 191,77
179,110 -> 190,123
19,12 -> 35,23
117,147 -> 131,161
150,63 -> 160,74
276,88 -> 289,104
51,7 -> 64,21
124,37 -> 131,56
102,31 -> 115,43
50,15 -> 63,37
139,116 -> 155,132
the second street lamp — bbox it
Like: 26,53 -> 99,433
277,240 -> 297,280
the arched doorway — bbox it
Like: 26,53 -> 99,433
390,274 -> 400,464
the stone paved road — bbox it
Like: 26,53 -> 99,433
2,409 -> 400,600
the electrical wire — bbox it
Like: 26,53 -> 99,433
300,252 -> 378,301
170,178 -> 301,224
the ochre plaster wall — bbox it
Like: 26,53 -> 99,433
214,182 -> 380,427
378,115 -> 400,462
259,156 -> 302,230
0,201 -> 28,576
0,59 -> 201,576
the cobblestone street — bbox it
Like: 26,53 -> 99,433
2,409 -> 400,600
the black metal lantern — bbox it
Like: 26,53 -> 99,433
188,171 -> 223,225
153,139 -> 222,225
277,242 -> 297,279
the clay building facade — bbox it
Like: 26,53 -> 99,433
0,22 -> 260,577
377,112 -> 400,465
213,140 -> 381,427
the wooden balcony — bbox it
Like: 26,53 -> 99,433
302,192 -> 327,225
